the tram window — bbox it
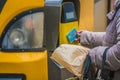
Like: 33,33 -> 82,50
0,74 -> 25,80
2,12 -> 44,50
0,78 -> 21,80
61,2 -> 77,23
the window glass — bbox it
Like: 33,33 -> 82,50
0,78 -> 21,80
2,12 -> 44,49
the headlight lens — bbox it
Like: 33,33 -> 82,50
9,29 -> 26,47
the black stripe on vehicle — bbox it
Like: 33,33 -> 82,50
0,0 -> 7,13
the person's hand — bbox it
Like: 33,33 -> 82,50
74,30 -> 83,43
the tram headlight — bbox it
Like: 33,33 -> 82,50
9,29 -> 26,47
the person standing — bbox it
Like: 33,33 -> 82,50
75,0 -> 120,80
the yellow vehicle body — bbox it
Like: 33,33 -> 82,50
0,0 -> 48,80
79,0 -> 94,31
0,0 -> 44,35
0,51 -> 48,80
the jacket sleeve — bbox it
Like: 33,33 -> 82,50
89,17 -> 120,71
80,31 -> 106,47
105,17 -> 120,71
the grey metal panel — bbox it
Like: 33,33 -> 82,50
45,0 -> 62,6
48,57 -> 75,80
44,1 -> 62,51
0,0 -> 7,13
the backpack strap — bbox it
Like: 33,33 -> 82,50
83,55 -> 91,79
100,48 -> 109,79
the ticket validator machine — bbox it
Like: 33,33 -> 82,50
45,0 -> 80,51
45,0 -> 80,80
0,0 -> 48,80
60,1 -> 79,44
